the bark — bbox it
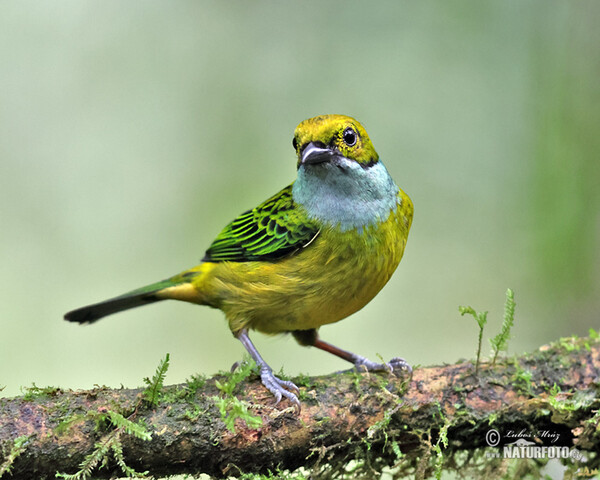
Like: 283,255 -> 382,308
1,336 -> 599,479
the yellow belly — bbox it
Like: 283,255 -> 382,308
164,192 -> 412,335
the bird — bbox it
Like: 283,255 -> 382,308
64,114 -> 414,409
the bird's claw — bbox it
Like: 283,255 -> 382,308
388,357 -> 412,375
260,367 -> 301,411
354,355 -> 412,376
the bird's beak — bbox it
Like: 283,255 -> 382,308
301,142 -> 336,165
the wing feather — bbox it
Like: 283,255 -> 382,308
203,185 -> 319,262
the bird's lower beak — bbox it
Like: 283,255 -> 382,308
301,142 -> 336,165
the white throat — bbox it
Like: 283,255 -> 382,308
292,158 -> 399,231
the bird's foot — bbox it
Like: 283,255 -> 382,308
354,355 -> 412,376
260,367 -> 301,411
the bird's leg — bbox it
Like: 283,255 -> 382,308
314,338 -> 412,374
235,328 -> 300,410
293,329 -> 412,375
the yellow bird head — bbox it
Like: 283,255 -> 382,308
292,114 -> 379,169
291,115 -> 399,232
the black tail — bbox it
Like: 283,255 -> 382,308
64,279 -> 179,324
64,294 -> 163,324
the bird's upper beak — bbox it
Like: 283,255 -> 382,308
300,142 -> 337,165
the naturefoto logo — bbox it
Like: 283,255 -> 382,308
484,428 -> 586,461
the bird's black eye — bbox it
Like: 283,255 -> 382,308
342,127 -> 357,146
292,137 -> 298,150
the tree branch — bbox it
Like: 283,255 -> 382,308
1,336 -> 599,479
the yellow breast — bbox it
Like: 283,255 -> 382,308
182,190 -> 413,335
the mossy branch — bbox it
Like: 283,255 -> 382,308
1,336 -> 599,479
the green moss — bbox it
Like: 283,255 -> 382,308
459,305 -> 488,374
346,369 -> 364,393
547,387 -> 597,422
55,414 -> 87,436
213,358 -> 263,433
142,353 -> 170,406
510,360 -> 534,396
55,410 -> 151,479
459,288 -> 517,373
186,373 -> 207,393
433,416 -> 449,480
489,288 -> 516,365
585,408 -> 600,431
54,356 -> 173,479
293,372 -> 315,389
157,373 -> 207,406
275,366 -> 292,382
0,435 -> 30,477
21,383 -> 61,401
366,402 -> 401,448
557,336 -> 581,352
182,403 -> 208,422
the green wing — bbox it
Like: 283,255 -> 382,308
203,184 -> 320,262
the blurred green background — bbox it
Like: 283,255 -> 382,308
1,1 -> 598,398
